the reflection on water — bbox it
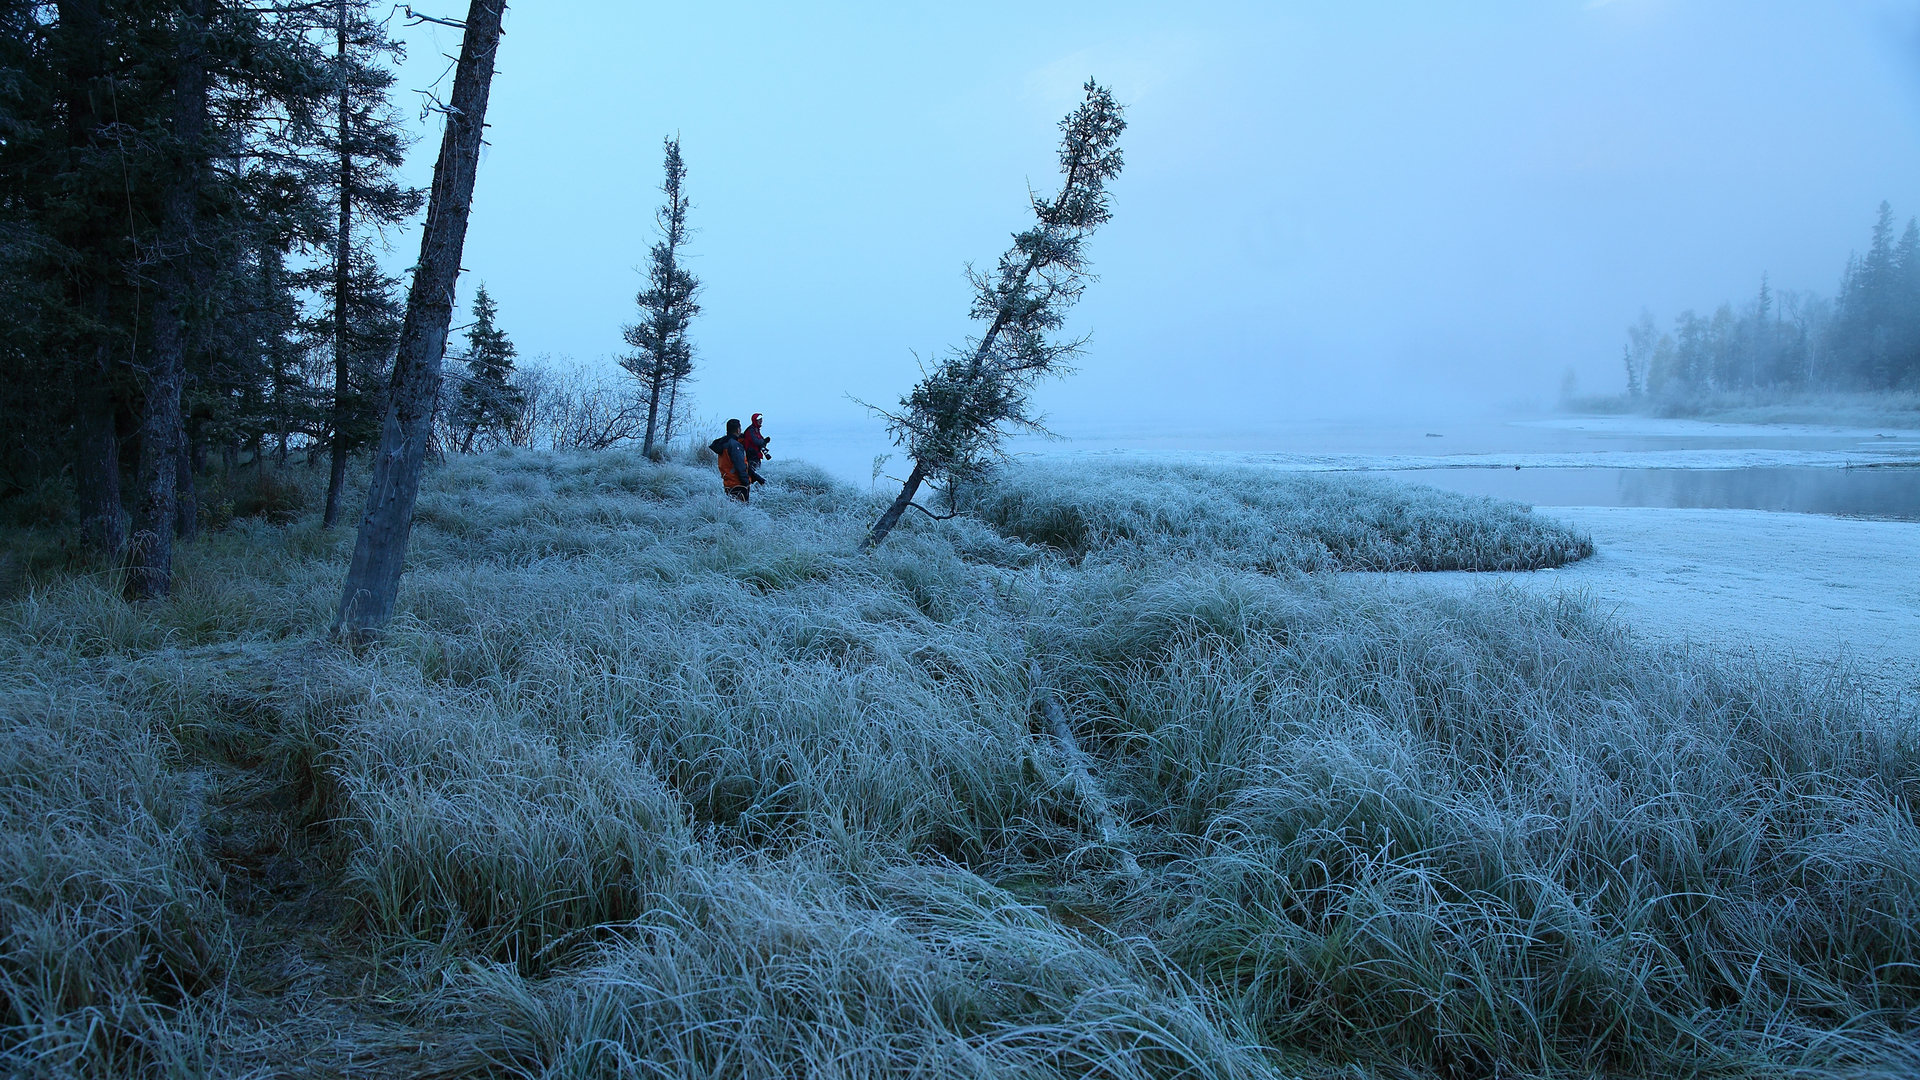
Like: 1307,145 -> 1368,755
1384,465 -> 1920,520
777,415 -> 1920,520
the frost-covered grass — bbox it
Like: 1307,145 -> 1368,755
1,449 -> 1913,1078
973,458 -> 1594,570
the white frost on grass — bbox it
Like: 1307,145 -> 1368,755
1418,506 -> 1920,702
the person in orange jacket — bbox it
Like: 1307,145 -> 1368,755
709,418 -> 764,503
740,413 -> 771,469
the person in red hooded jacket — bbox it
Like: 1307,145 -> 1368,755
739,413 -> 771,470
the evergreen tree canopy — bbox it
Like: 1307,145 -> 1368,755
453,283 -> 524,451
0,1 -> 421,593
619,135 -> 699,460
863,80 -> 1125,550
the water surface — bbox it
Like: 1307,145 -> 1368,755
774,414 -> 1920,519
1383,464 -> 1920,520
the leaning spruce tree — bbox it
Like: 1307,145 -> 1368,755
863,81 -> 1125,550
334,0 -> 506,640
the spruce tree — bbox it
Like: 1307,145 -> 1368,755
620,136 -> 699,461
454,284 -> 524,451
863,81 -> 1126,550
1624,309 -> 1657,399
0,2 -> 345,590
318,0 -> 420,527
0,2 -> 416,591
1892,219 -> 1920,386
1751,274 -> 1774,389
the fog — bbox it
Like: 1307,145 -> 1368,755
384,0 -> 1920,439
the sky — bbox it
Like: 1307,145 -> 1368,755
378,0 -> 1920,439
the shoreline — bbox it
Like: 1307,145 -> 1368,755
1413,504 -> 1920,705
1556,399 -> 1920,435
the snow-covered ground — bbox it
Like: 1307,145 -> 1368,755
1417,506 -> 1920,704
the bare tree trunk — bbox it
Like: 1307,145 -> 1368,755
863,459 -> 927,550
128,298 -> 188,598
72,292 -> 124,558
323,0 -> 353,528
1028,658 -> 1141,879
662,374 -> 680,446
334,0 -> 506,640
640,362 -> 664,460
126,0 -> 210,601
174,423 -> 197,541
57,1 -> 125,560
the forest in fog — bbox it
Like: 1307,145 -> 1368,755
1617,202 -> 1920,402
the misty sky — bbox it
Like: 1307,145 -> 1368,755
381,1 -> 1920,437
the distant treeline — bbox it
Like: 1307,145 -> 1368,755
1618,202 -> 1920,401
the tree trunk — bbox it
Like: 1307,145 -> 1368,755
662,374 -> 680,446
72,296 -> 124,558
862,458 -> 927,550
128,293 -> 188,599
57,2 -> 125,560
264,241 -> 290,469
174,425 -> 197,541
126,0 -> 210,601
334,0 -> 506,640
640,361 -> 663,460
325,424 -> 350,511
323,0 -> 353,528
865,248 -> 1045,552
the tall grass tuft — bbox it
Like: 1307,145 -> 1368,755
974,458 -> 1594,571
1044,568 -> 1920,1076
432,857 -> 1275,1079
0,689 -> 237,1077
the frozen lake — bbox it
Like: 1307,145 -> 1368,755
1380,464 -> 1920,519
768,412 -> 1920,702
777,413 -> 1920,519
1414,505 -> 1920,703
